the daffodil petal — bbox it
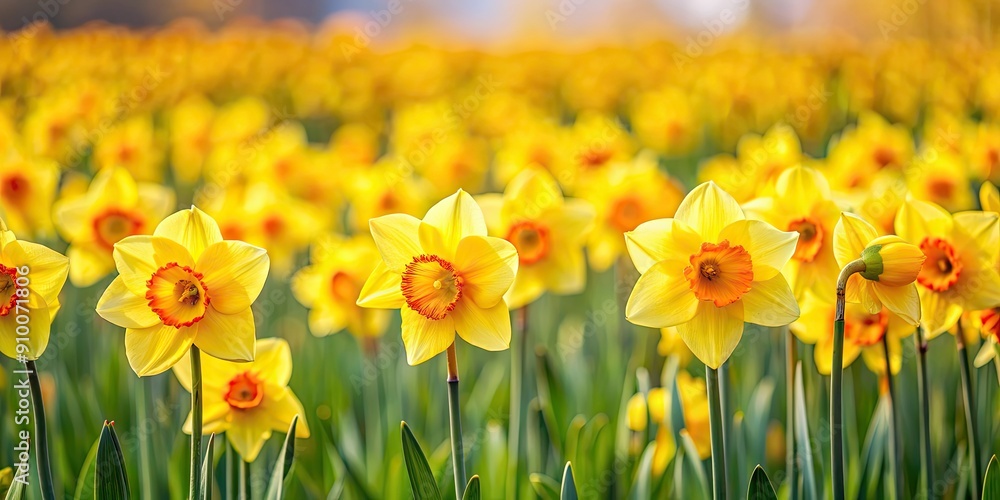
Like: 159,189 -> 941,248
741,274 -> 799,327
68,243 -> 115,288
96,276 -> 160,329
874,284 -> 921,326
454,235 -> 517,309
113,236 -> 195,295
894,198 -> 953,247
0,298 -> 53,361
675,300 -> 744,369
625,260 -> 699,328
198,241 -> 270,315
673,181 -> 744,242
253,337 -> 293,386
227,410 -> 272,462
357,261 -> 404,308
422,189 -> 487,251
6,240 -> 69,305
919,288 -> 963,339
718,220 -> 798,281
192,308 -> 256,362
154,206 -> 223,260
369,213 -> 423,272
125,324 -> 195,377
474,193 -> 505,233
833,213 -> 878,268
625,219 -> 701,274
260,387 -> 310,438
452,300 -> 511,352
400,308 -> 455,365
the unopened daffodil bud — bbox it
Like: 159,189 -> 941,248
626,393 -> 648,432
859,235 -> 925,286
648,388 -> 666,425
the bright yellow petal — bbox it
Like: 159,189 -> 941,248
253,337 -> 293,386
548,198 -> 595,245
790,293 -> 832,344
625,219 -> 701,274
894,198 -> 953,246
197,241 -> 269,315
974,340 -> 997,368
741,274 -> 799,327
981,182 -> 1000,214
125,324 -> 195,377
400,308 -> 455,365
52,196 -> 92,242
833,212 -> 878,268
289,266 -> 321,308
873,284 -> 920,326
454,235 -> 517,309
775,166 -> 831,214
192,308 -> 256,362
356,261 -> 404,309
673,181 -> 744,242
421,189 -> 487,253
474,193 -> 504,233
227,410 -> 272,462
96,276 -> 160,329
260,387 -> 311,438
718,220 -> 798,281
92,167 -> 140,208
953,211 -> 1000,265
369,213 -> 423,272
675,300 -> 744,369
625,261 -> 699,328
0,297 -> 54,361
181,401 -> 231,435
452,300 -> 511,352
68,243 -> 115,288
504,266 -> 546,310
308,306 -> 348,336
10,240 -> 69,305
154,206 -> 223,260
113,236 -> 195,295
919,288 -> 963,339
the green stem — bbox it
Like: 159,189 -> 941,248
446,343 -> 466,499
506,306 -> 527,498
239,458 -> 251,500
136,377 -> 154,499
914,326 -> 934,498
956,323 -> 981,499
26,360 -> 56,500
363,338 -> 383,486
831,259 -> 866,500
706,365 -> 727,500
786,327 -> 799,500
882,330 -> 904,499
190,345 -> 203,500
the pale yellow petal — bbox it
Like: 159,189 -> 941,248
198,241 -> 270,315
474,193 -> 505,233
981,181 -> 1000,214
369,213 -> 423,272
154,206 -> 223,260
673,181 -> 744,242
422,189 -> 487,252
504,266 -> 546,310
289,266 -> 321,308
454,235 -> 517,309
192,308 -> 256,362
452,300 -> 511,352
227,410 -> 272,462
52,196 -> 92,242
11,240 -> 69,305
96,276 -> 160,329
625,260 -> 698,328
113,235 -> 195,295
919,288 -> 963,339
741,274 -> 800,327
253,337 -> 293,386
718,220 -> 798,281
356,261 -> 404,309
400,308 -> 455,365
67,243 -> 115,288
894,198 -> 953,246
125,324 -> 195,377
775,166 -> 831,213
675,300 -> 745,369
625,219 -> 701,274
874,284 -> 921,326
833,213 -> 878,268
0,297 -> 54,361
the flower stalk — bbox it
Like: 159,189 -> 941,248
914,326 -> 933,498
446,343 -> 467,499
785,327 -> 798,500
27,360 -> 56,500
882,330 -> 904,499
832,258 -> 866,500
189,345 -> 203,500
706,365 -> 727,500
507,306 -> 528,497
956,322 -> 981,499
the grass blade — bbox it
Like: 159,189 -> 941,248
793,363 -> 817,500
400,422 -> 442,500
200,434 -> 215,500
265,415 -> 300,500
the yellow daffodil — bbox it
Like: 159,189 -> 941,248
0,154 -> 60,239
972,308 -> 1000,367
626,393 -> 648,432
744,166 -> 842,299
676,371 -> 711,459
53,167 -> 175,287
698,124 -> 803,203
630,87 -> 700,157
96,207 -> 270,376
93,114 -> 165,183
624,181 -> 800,368
905,150 -> 973,212
824,111 -> 914,189
492,122 -> 568,191
894,199 -> 1000,338
172,338 -> 310,462
291,234 -> 389,338
964,122 -> 1000,182
578,154 -> 685,272
168,94 -> 216,185
356,190 -> 518,365
833,212 -> 923,326
477,168 -> 595,309
980,181 -> 1000,214
792,293 -> 912,375
345,157 -> 431,233
0,220 -> 69,360
658,327 -> 692,366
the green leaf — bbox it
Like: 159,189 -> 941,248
676,430 -> 710,500
793,363 -> 817,500
560,462 -> 578,500
536,348 -> 569,452
3,472 -> 25,500
858,395 -> 890,499
983,455 -> 1000,500
746,465 -> 777,500
400,422 -> 442,500
95,421 -> 130,500
265,415 -> 299,500
632,442 -> 656,499
529,473 -> 560,500
461,475 -> 481,500
200,433 -> 215,500
73,434 -> 101,500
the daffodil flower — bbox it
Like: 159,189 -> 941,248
832,212 -> 924,326
172,338 -> 310,462
357,190 -> 518,365
53,167 -> 174,287
96,207 -> 270,376
477,168 -> 595,309
624,181 -> 800,369
0,220 -> 69,361
894,198 -> 1000,337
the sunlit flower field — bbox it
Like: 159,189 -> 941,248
2,9 -> 1000,500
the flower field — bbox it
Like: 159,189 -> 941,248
1,9 -> 1000,500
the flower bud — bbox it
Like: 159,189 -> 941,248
859,235 -> 925,286
626,393 -> 648,432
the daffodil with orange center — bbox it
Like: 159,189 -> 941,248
697,124 -> 803,203
172,338 -> 309,462
894,198 -> 1000,338
0,219 -> 69,361
624,181 -> 800,368
53,167 -> 174,287
578,153 -> 685,272
792,292 -> 912,375
833,212 -> 924,326
291,234 -> 389,338
93,114 -> 165,183
476,168 -> 595,309
0,154 -> 60,240
744,166 -> 842,300
96,207 -> 270,376
356,190 -> 518,365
